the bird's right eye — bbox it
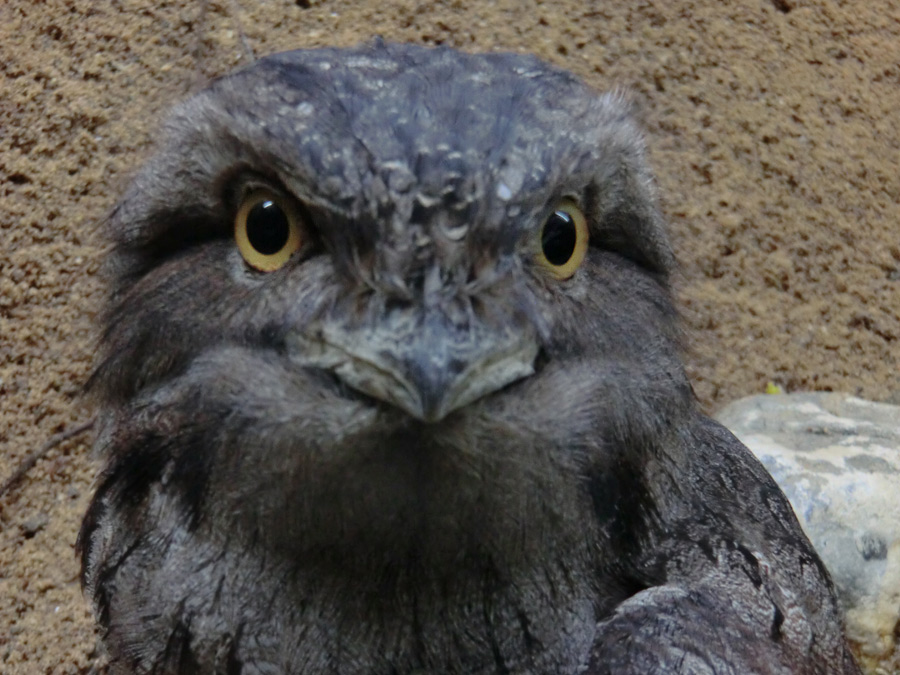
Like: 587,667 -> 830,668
234,189 -> 304,272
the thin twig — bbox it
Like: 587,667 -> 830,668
228,0 -> 256,64
0,417 -> 96,499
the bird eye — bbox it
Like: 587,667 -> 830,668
537,198 -> 589,280
234,189 -> 304,272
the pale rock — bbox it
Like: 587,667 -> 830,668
717,393 -> 900,675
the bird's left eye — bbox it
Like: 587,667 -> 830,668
234,189 -> 304,272
537,198 -> 589,280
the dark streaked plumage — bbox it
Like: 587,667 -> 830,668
79,42 -> 859,674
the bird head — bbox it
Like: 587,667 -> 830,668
91,43 -> 690,566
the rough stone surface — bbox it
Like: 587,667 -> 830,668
719,393 -> 900,675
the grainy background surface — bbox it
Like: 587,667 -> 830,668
1,0 -> 898,671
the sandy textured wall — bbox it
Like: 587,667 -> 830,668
1,0 -> 898,670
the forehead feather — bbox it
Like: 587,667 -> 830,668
114,44 -> 642,259
196,44 -> 615,197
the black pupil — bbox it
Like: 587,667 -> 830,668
541,210 -> 577,266
246,200 -> 290,255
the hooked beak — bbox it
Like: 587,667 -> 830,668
288,306 -> 539,423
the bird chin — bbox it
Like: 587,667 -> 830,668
253,408 -> 586,576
